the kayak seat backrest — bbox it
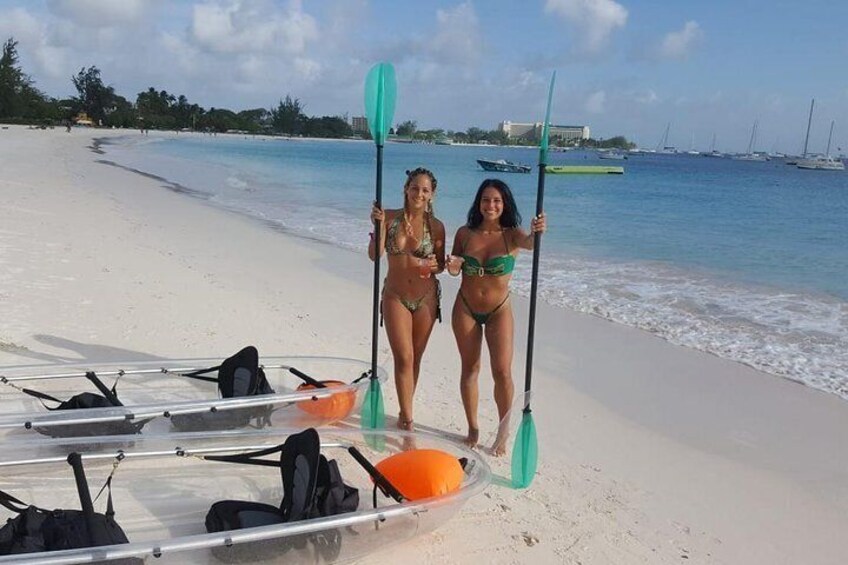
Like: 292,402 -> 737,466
204,428 -> 319,535
279,428 -> 321,521
169,346 -> 275,432
217,346 -> 275,399
205,428 -> 359,537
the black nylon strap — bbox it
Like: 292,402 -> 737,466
93,453 -> 125,518
0,488 -> 29,513
203,457 -> 281,468
179,365 -> 220,383
20,387 -> 64,410
200,442 -> 285,467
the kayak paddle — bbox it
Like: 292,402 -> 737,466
362,62 -> 397,432
512,71 -> 555,489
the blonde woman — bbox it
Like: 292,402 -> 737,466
369,168 -> 446,431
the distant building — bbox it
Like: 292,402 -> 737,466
73,111 -> 95,126
351,116 -> 369,134
499,121 -> 589,143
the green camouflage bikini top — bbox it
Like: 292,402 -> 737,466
385,213 -> 434,258
461,229 -> 515,277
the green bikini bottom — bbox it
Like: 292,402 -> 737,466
380,280 -> 442,325
459,292 -> 510,326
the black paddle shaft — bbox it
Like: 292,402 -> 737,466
85,371 -> 123,406
370,144 -> 384,382
523,164 -> 546,414
348,446 -> 404,502
67,452 -> 106,547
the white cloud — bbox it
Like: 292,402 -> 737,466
0,7 -> 42,43
585,90 -> 606,113
159,32 -> 201,74
0,8 -> 73,80
659,20 -> 703,60
545,0 -> 628,53
190,0 -> 319,55
46,0 -> 149,28
635,89 -> 658,104
429,2 -> 482,66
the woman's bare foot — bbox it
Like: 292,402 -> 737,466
463,427 -> 479,449
491,426 -> 510,457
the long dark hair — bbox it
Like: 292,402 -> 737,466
466,178 -> 522,229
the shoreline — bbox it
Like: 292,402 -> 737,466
95,129 -> 848,405
2,125 -> 847,564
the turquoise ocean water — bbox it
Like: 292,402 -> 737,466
99,134 -> 848,401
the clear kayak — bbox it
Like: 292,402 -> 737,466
0,352 -> 386,441
0,428 -> 491,564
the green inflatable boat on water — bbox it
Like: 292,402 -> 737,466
545,165 -> 624,174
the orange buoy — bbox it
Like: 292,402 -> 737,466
296,381 -> 356,421
375,449 -> 463,500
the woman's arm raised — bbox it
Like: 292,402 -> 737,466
514,213 -> 547,250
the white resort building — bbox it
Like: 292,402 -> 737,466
499,121 -> 589,144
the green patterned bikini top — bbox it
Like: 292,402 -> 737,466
461,229 -> 515,277
385,213 -> 434,258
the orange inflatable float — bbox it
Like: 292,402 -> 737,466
296,381 -> 356,421
374,449 -> 464,500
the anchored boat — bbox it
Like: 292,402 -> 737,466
0,427 -> 490,564
476,159 -> 532,173
0,347 -> 385,441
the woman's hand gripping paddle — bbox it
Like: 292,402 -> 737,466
362,63 -> 397,433
512,71 -> 555,489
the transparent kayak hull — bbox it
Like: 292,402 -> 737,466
0,428 -> 491,564
0,356 -> 386,441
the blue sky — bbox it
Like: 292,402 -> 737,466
1,0 -> 846,153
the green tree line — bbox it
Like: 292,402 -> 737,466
1,36 -> 634,146
0,37 -> 351,137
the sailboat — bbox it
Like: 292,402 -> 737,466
656,123 -> 677,154
798,120 -> 845,171
701,133 -> 723,157
785,99 -> 815,165
733,120 -> 768,161
686,132 -> 700,155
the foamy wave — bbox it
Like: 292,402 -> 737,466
226,176 -> 251,191
510,256 -> 848,400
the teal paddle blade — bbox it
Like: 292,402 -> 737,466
361,378 -> 385,430
364,62 -> 397,145
361,379 -> 386,450
511,411 -> 538,489
539,71 -> 557,165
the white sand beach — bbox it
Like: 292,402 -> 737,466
1,125 -> 847,564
